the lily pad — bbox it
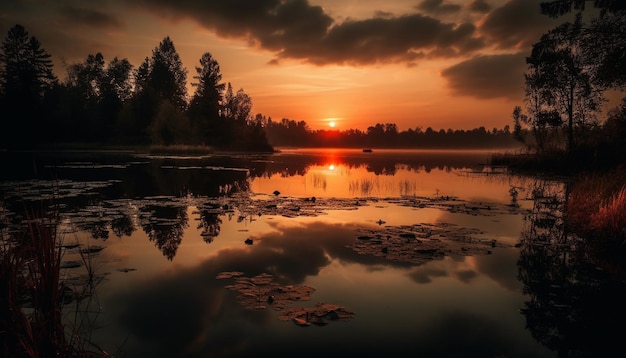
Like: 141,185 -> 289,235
218,272 -> 316,310
215,271 -> 244,279
351,223 -> 510,265
278,302 -> 356,327
216,272 -> 356,327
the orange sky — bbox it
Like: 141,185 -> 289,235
1,0 -> 610,131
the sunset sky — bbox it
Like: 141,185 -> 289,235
0,0 -> 578,131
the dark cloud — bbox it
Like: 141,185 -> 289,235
60,6 -> 124,29
285,14 -> 484,65
0,19 -> 115,75
374,10 -> 394,19
416,0 -> 462,15
407,265 -> 449,284
479,0 -> 559,50
454,268 -> 479,283
441,52 -> 526,100
467,0 -> 492,13
134,0 -> 485,66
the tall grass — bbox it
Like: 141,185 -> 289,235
567,167 -> 626,276
592,187 -> 626,239
0,207 -> 109,357
1,208 -> 67,357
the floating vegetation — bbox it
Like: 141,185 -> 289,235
388,195 -> 531,217
351,223 -> 509,265
217,272 -> 315,310
216,272 -> 356,326
0,179 -> 115,201
219,193 -> 368,220
278,303 -> 356,327
49,163 -> 129,169
215,271 -> 244,279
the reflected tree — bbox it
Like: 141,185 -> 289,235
196,203 -> 223,244
366,161 -> 397,175
139,204 -> 189,260
517,180 -> 626,357
111,213 -> 136,238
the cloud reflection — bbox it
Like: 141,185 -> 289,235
111,220 -> 522,356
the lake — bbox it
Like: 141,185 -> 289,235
1,148 -> 623,357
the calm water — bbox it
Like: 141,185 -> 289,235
1,148 -> 622,357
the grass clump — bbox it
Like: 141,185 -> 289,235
566,167 -> 626,277
1,207 -> 110,357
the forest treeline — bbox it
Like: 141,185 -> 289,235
0,25 -> 272,151
262,118 -> 518,148
0,24 -> 519,152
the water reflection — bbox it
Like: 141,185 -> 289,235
0,149 -> 506,204
108,220 -> 540,357
139,204 -> 189,260
195,203 -> 223,244
5,149 -> 619,357
252,149 -> 498,199
111,221 -> 369,357
0,149 -> 528,261
518,181 -> 626,357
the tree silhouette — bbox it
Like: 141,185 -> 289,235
150,100 -> 190,145
527,16 -> 605,155
147,37 -> 188,110
100,57 -> 133,120
511,1 -> 626,159
0,24 -> 56,148
189,52 -> 225,144
222,83 -> 253,124
540,1 -> 626,89
61,53 -> 134,143
119,37 -> 189,145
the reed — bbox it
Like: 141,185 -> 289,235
0,207 -> 109,357
591,185 -> 626,240
567,168 -> 626,238
1,208 -> 67,357
566,168 -> 626,277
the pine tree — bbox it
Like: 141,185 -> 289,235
0,24 -> 56,148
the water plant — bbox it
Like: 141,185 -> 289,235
566,167 -> 626,276
0,206 -> 110,357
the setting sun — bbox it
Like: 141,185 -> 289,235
329,121 -> 336,128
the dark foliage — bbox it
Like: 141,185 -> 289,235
0,25 -> 273,152
264,117 -> 518,149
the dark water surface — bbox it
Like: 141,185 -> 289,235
1,148 -> 622,357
